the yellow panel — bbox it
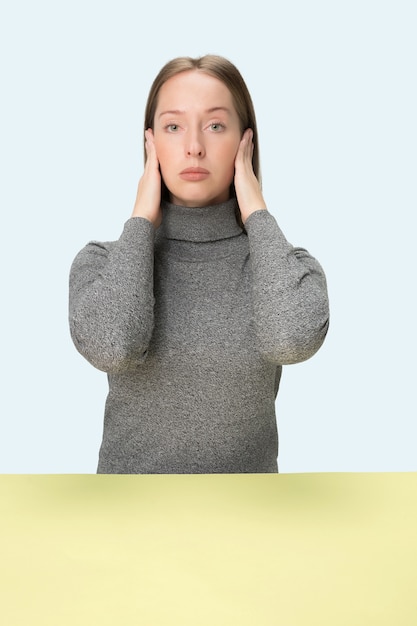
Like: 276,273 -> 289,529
1,473 -> 416,625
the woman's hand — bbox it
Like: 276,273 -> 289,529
234,128 -> 267,224
131,129 -> 162,228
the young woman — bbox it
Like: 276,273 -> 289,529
69,55 -> 329,474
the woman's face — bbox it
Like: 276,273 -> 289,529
153,70 -> 242,207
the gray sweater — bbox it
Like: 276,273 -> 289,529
69,199 -> 329,473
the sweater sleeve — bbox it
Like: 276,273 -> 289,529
68,217 -> 155,373
245,210 -> 329,365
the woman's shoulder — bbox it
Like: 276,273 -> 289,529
74,238 -> 116,258
70,239 -> 117,279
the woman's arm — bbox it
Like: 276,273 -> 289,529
234,129 -> 329,364
245,210 -> 329,364
69,130 -> 161,373
69,218 -> 156,372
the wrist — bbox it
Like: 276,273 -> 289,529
241,206 -> 267,224
132,207 -> 162,229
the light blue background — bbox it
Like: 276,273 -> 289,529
1,0 -> 415,473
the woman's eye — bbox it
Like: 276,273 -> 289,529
210,123 -> 225,132
166,124 -> 179,132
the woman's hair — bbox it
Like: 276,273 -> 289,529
143,54 -> 261,202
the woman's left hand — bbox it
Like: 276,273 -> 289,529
234,128 -> 267,224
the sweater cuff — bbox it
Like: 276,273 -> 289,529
244,209 -> 292,253
121,216 -> 156,242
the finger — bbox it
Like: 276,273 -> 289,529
144,129 -> 156,153
239,129 -> 253,165
247,129 -> 254,158
145,129 -> 155,150
145,128 -> 155,144
243,128 -> 252,143
144,130 -> 150,152
243,129 -> 253,155
145,131 -> 159,167
235,129 -> 249,164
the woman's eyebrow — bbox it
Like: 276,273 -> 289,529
205,106 -> 231,115
158,109 -> 185,118
158,106 -> 231,118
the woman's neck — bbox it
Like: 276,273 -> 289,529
159,198 -> 242,243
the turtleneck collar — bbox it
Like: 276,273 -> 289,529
159,197 -> 242,243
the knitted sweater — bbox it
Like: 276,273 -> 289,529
69,199 -> 329,473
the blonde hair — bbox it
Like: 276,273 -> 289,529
143,55 -> 261,202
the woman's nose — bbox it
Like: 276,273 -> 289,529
185,131 -> 205,157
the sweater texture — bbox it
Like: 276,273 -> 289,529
69,199 -> 329,473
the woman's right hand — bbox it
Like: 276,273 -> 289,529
131,129 -> 162,228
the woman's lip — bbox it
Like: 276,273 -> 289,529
179,168 -> 210,181
180,167 -> 209,174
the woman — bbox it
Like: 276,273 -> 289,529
69,55 -> 329,474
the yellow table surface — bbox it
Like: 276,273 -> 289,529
1,473 -> 416,625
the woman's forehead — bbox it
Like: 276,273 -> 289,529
156,71 -> 235,113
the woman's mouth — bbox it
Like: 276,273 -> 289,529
179,167 -> 210,181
